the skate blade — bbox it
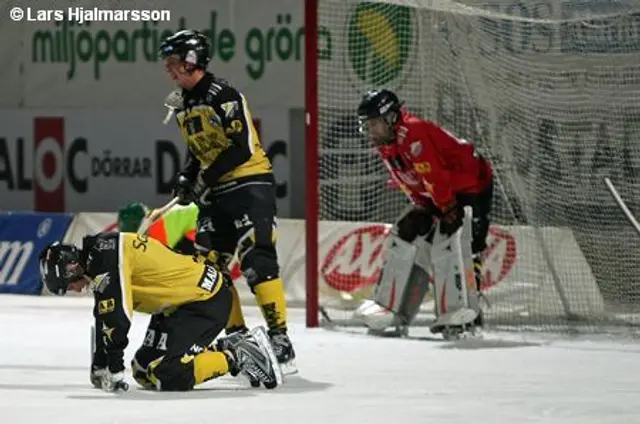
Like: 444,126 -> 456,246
280,360 -> 298,376
249,327 -> 284,388
430,308 -> 478,333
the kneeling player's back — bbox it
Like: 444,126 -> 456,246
121,233 -> 225,314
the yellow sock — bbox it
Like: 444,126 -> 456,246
226,284 -> 247,333
193,351 -> 229,385
253,277 -> 287,330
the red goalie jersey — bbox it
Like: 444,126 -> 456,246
378,110 -> 492,212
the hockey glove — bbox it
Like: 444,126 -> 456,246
90,365 -> 107,389
396,207 -> 434,242
439,202 -> 463,237
173,174 -> 196,205
100,369 -> 129,393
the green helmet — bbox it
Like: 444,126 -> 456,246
117,202 -> 149,232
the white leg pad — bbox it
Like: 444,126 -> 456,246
353,234 -> 431,332
429,206 -> 480,333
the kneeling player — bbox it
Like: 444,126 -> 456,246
38,233 -> 283,392
354,89 -> 494,338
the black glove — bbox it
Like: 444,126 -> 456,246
439,202 -> 463,237
173,174 -> 196,205
396,207 -> 434,242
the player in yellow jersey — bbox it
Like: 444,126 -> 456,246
38,233 -> 283,392
157,29 -> 296,372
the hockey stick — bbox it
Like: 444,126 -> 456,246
137,196 -> 180,236
604,177 -> 640,236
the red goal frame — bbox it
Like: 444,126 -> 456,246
304,0 -> 319,328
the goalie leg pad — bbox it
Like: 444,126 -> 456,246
354,234 -> 431,331
430,206 -> 481,333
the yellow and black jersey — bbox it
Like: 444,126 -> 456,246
175,72 -> 273,190
85,232 -> 225,372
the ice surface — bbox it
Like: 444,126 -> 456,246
1,295 -> 640,424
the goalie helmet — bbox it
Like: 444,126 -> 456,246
357,89 -> 404,145
39,242 -> 85,296
159,29 -> 211,69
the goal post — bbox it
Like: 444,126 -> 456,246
305,0 -> 640,332
305,0 -> 320,328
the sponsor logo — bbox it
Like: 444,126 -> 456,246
0,241 -> 34,285
98,298 -> 115,315
0,118 -> 184,211
319,224 -> 515,297
413,161 -> 431,174
198,265 -> 220,292
37,218 -> 52,238
345,3 -> 417,91
93,272 -> 111,294
321,225 -> 391,292
30,11 -> 333,82
95,238 -> 116,251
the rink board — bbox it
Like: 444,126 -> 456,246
51,213 -> 606,325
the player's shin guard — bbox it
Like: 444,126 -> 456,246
253,277 -> 296,371
192,351 -> 230,385
226,284 -> 248,334
253,277 -> 288,331
147,351 -> 231,391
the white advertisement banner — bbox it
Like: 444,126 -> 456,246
56,213 -> 605,321
0,108 -> 291,214
4,0 -> 318,108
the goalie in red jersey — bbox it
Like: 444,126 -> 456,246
354,89 -> 494,337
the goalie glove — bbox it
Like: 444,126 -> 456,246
439,201 -> 463,237
396,206 -> 434,242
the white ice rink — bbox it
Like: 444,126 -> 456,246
1,295 -> 640,424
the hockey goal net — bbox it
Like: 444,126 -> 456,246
305,0 -> 640,333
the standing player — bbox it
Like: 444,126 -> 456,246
157,29 -> 295,371
38,234 -> 283,392
356,89 -> 493,334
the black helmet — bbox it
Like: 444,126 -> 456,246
39,242 -> 85,296
159,29 -> 211,69
357,89 -> 403,122
357,89 -> 404,144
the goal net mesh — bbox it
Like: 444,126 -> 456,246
316,0 -> 640,333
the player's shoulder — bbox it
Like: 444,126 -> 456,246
84,232 -> 119,253
401,112 -> 436,131
83,232 -> 120,277
204,75 -> 242,105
